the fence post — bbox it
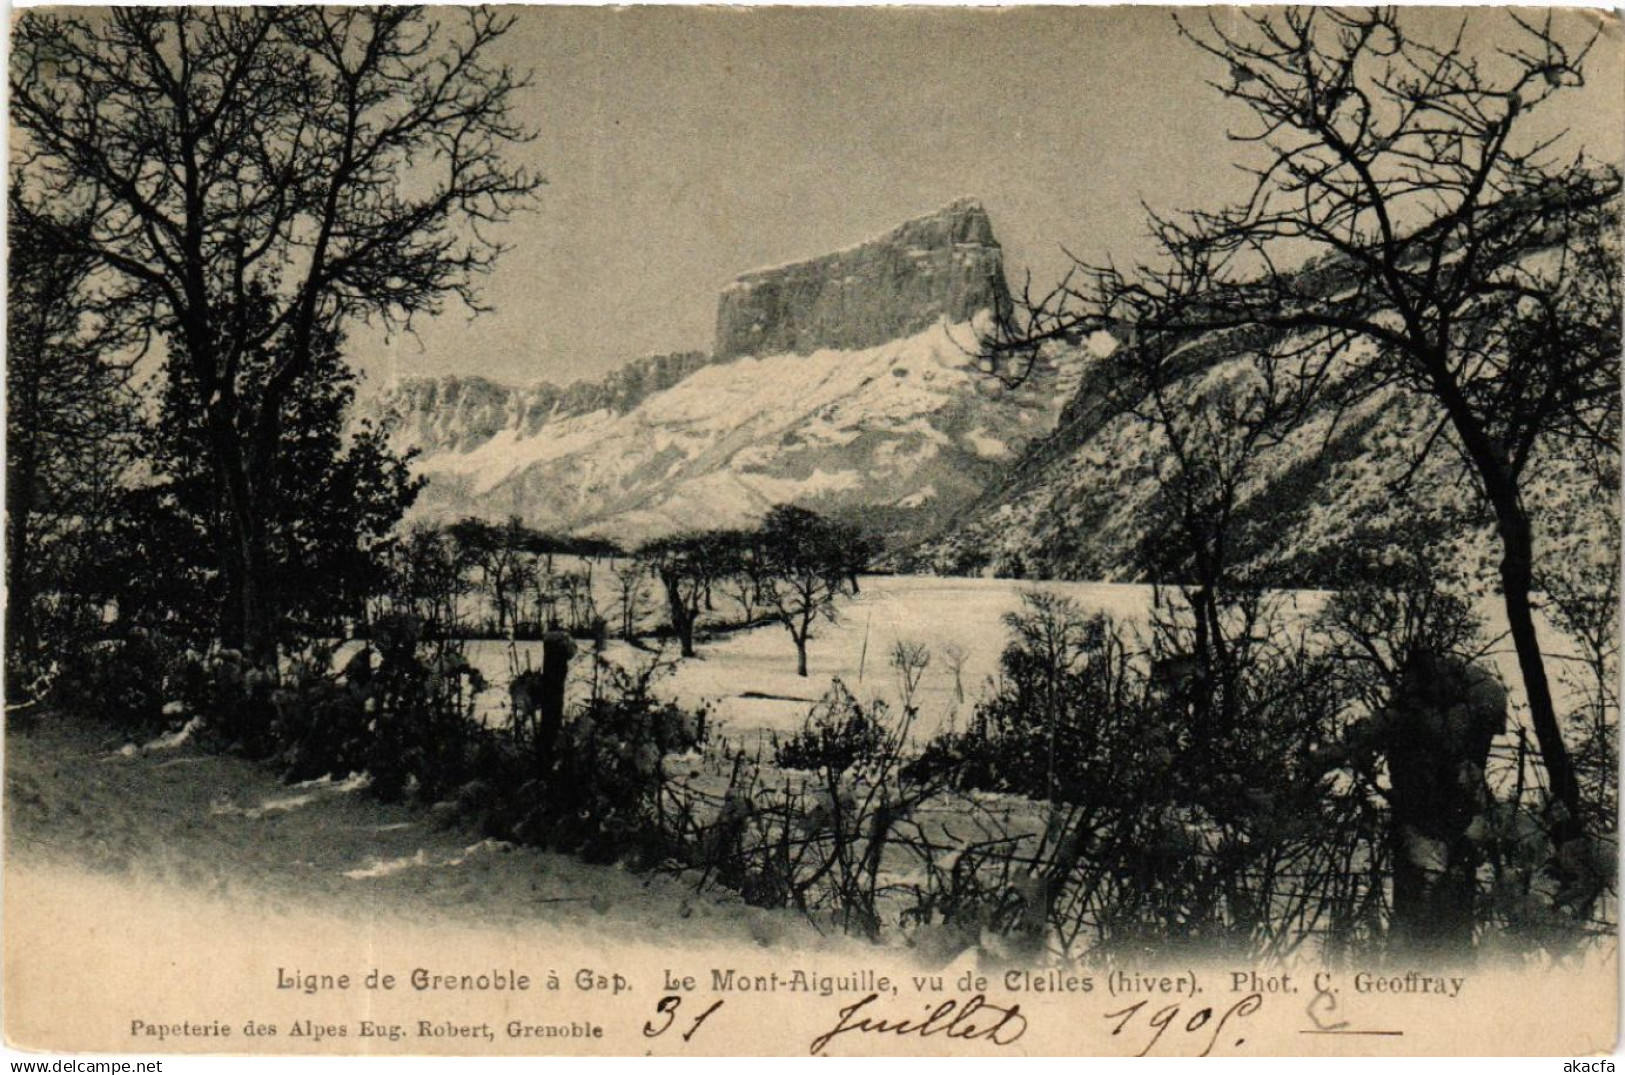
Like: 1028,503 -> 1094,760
536,626 -> 577,773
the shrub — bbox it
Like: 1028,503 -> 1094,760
902,588 -> 1383,958
214,614 -> 489,797
771,680 -> 888,773
697,679 -> 932,940
264,647 -> 372,782
53,628 -> 211,735
349,614 -> 488,801
907,593 -> 1145,806
516,655 -> 701,864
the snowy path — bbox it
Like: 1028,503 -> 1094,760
3,713 -> 829,950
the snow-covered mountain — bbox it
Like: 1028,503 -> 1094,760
369,200 -> 1079,544
909,300 -> 1611,587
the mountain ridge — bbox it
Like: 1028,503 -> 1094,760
365,199 -> 1070,544
715,197 -> 1011,359
905,240 -> 1611,586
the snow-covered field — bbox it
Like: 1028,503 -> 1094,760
457,576 -> 1168,743
450,573 -> 1569,749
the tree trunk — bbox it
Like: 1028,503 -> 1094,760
1426,360 -> 1584,845
1496,507 -> 1584,843
5,450 -> 39,677
206,403 -> 274,661
796,636 -> 808,677
663,576 -> 695,657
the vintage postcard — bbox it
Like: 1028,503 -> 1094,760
4,2 -> 1622,1059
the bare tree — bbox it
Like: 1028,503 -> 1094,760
1108,293 -> 1336,723
982,8 -> 1620,845
451,516 -> 536,636
383,524 -> 470,635
710,528 -> 772,626
554,566 -> 600,635
10,7 -> 541,658
759,506 -> 851,677
610,557 -> 650,640
638,534 -> 710,658
5,189 -> 140,682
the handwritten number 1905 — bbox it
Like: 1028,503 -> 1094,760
1104,993 -> 1263,1057
643,996 -> 724,1043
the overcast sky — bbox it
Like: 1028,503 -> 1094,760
355,5 -> 1623,389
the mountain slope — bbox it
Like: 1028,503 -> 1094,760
369,200 -> 1073,543
387,323 -> 1075,544
910,319 -> 1610,587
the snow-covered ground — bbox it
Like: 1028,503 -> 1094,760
457,576 -> 1175,743
452,573 -> 1571,750
3,713 -> 836,951
654,578 -> 1174,744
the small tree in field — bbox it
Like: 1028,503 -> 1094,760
707,528 -> 773,625
449,517 -> 535,636
637,534 -> 710,658
759,506 -> 854,677
385,525 -> 469,635
610,557 -> 650,641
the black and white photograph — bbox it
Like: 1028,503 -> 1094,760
3,2 -> 1622,1058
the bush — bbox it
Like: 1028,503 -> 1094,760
199,614 -> 489,798
264,647 -> 371,782
902,588 -> 1381,958
343,614 -> 488,801
516,655 -> 701,864
696,679 -> 929,939
53,628 -> 211,735
907,593 -> 1147,806
771,680 -> 888,773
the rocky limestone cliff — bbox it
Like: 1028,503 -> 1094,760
715,198 -> 1011,359
376,350 -> 712,455
365,198 -> 1081,546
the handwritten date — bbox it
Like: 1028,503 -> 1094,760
1105,992 -> 1264,1056
809,993 -> 1027,1055
643,995 -> 724,1044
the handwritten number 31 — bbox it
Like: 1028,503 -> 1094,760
644,996 -> 725,1043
